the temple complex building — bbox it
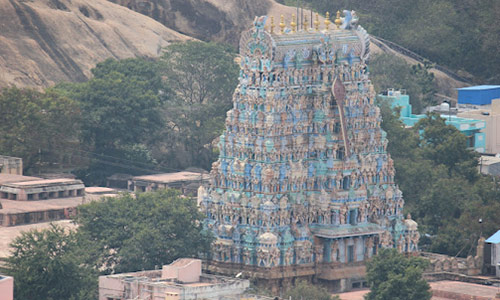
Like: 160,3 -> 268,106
0,178 -> 85,201
199,11 -> 419,292
129,171 -> 209,197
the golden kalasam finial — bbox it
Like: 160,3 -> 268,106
324,12 -> 331,30
279,15 -> 286,34
314,13 -> 320,31
291,14 -> 297,33
270,16 -> 275,34
335,10 -> 342,28
303,16 -> 309,31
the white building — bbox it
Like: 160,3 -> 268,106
458,99 -> 500,154
99,258 -> 254,300
486,230 -> 500,277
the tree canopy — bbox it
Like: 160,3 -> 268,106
56,58 -> 166,184
285,280 -> 340,300
379,102 -> 500,255
48,41 -> 238,184
158,41 -> 239,170
74,189 -> 213,274
1,190 -> 213,299
365,249 -> 431,300
0,224 -> 97,300
0,87 -> 81,173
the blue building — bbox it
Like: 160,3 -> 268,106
458,85 -> 500,106
378,90 -> 486,152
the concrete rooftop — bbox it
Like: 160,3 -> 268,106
132,171 -> 209,183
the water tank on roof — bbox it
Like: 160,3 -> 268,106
440,102 -> 450,111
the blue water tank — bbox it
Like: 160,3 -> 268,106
457,85 -> 500,105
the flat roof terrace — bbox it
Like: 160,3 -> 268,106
132,171 -> 210,184
0,174 -> 39,184
336,280 -> 500,299
0,178 -> 85,201
0,220 -> 75,258
0,197 -> 83,226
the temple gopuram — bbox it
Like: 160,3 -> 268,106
198,11 -> 420,292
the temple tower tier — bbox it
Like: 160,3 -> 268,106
199,12 -> 419,291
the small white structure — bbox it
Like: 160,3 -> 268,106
486,230 -> 500,277
479,156 -> 500,176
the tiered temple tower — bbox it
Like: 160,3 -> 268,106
199,11 -> 419,291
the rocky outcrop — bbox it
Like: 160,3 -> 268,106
107,0 -> 271,45
0,0 -> 468,94
109,0 -> 469,96
0,0 -> 189,88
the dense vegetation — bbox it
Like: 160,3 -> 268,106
0,41 -> 238,185
379,103 -> 500,255
0,88 -> 81,173
280,0 -> 500,83
0,190 -> 212,300
0,224 -> 97,300
365,248 -> 431,300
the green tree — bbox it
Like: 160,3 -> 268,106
365,249 -> 431,300
74,189 -> 213,274
57,58 -> 166,184
0,87 -> 81,173
158,41 -> 239,170
285,280 -> 339,300
0,224 -> 97,300
379,101 -> 500,255
415,114 -> 478,180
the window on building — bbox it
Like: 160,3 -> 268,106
347,245 -> 354,263
466,135 -> 475,148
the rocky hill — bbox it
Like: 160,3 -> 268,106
0,0 -> 189,88
0,0 -> 468,96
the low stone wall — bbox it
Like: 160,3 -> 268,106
421,249 -> 482,276
425,272 -> 500,286
432,289 -> 493,300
